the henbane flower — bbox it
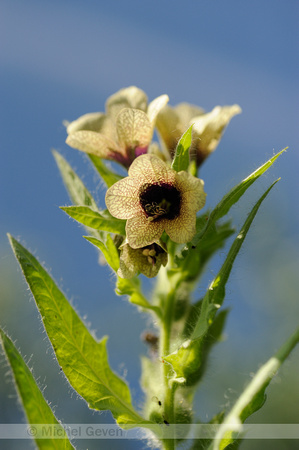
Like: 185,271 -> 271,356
105,154 -> 206,248
118,240 -> 168,279
156,102 -> 241,167
65,86 -> 169,168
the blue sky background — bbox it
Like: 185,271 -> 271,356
1,1 -> 298,449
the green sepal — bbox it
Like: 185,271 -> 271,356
171,125 -> 193,172
209,326 -> 299,450
84,235 -> 120,272
61,205 -> 126,235
8,234 -> 147,426
89,154 -> 123,187
116,277 -> 162,318
0,328 -> 74,449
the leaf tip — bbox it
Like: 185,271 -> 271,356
276,147 -> 288,158
7,232 -> 15,249
0,327 -> 4,344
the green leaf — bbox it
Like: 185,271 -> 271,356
165,309 -> 229,387
89,154 -> 123,187
8,234 -> 148,426
177,217 -> 235,282
164,181 -> 279,381
192,148 -> 286,247
116,276 -> 162,318
188,413 -> 225,450
53,149 -> 107,242
61,205 -> 126,235
171,125 -> 193,172
53,149 -> 98,209
84,235 -> 120,272
0,328 -> 74,449
191,180 -> 279,341
209,326 -> 299,450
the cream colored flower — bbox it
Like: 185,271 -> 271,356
65,86 -> 169,168
118,240 -> 168,279
105,154 -> 206,248
156,102 -> 241,166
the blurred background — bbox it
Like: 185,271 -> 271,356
1,1 -> 298,449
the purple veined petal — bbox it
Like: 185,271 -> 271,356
155,104 -> 182,155
106,86 -> 148,119
66,130 -> 119,157
147,94 -> 169,124
105,178 -> 141,219
116,108 -> 153,150
162,171 -> 206,243
164,211 -> 197,244
66,113 -> 116,140
192,104 -> 242,153
175,102 -> 205,125
128,154 -> 176,186
126,213 -> 164,249
175,171 -> 206,212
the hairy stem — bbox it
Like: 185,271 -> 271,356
160,287 -> 177,449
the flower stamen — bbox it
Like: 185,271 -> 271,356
147,256 -> 156,265
144,202 -> 167,221
140,183 -> 181,222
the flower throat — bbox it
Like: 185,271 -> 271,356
139,182 -> 181,221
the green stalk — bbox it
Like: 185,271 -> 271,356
160,286 -> 177,449
155,241 -> 189,449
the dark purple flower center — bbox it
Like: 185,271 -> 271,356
139,182 -> 181,221
134,146 -> 148,157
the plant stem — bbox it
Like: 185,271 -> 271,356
160,287 -> 177,449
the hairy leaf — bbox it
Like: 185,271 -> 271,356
164,181 -> 279,382
192,180 -> 279,341
53,150 -> 98,209
188,309 -> 229,386
84,235 -> 120,272
8,235 -> 148,426
192,148 -> 286,247
177,217 -> 235,282
61,205 -> 126,235
171,125 -> 193,172
0,329 -> 74,449
210,326 -> 299,450
53,150 -> 107,242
